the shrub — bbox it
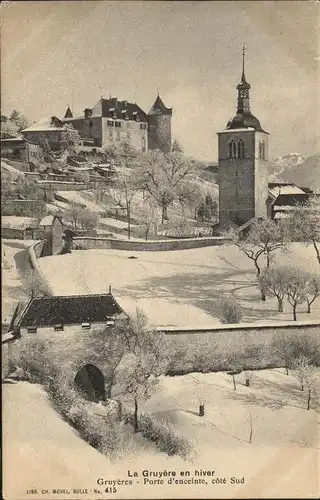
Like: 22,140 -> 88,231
220,295 -> 243,323
124,410 -> 193,460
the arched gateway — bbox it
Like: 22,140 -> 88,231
74,364 -> 106,402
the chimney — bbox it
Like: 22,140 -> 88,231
84,108 -> 92,119
109,284 -> 112,294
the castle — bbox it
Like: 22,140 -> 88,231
218,48 -> 269,227
63,94 -> 172,154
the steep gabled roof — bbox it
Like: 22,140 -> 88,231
16,293 -> 125,327
64,106 -> 73,119
98,98 -> 147,121
148,95 -> 172,116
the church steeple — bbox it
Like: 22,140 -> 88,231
236,45 -> 251,114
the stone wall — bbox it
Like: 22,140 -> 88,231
160,321 -> 320,374
73,236 -> 227,251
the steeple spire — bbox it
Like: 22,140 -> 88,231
241,45 -> 247,83
236,45 -> 251,114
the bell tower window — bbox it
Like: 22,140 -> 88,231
228,139 -> 245,159
259,140 -> 266,159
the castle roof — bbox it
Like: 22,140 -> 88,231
148,95 -> 172,116
100,98 -> 147,121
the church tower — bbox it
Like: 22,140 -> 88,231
147,93 -> 172,153
218,47 -> 269,227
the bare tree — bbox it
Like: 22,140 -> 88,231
136,150 -> 195,222
78,208 -> 99,231
284,266 -> 308,321
64,202 -> 83,230
291,356 -> 316,404
226,218 -> 287,279
23,269 -> 51,299
272,332 -> 295,375
284,196 -> 320,265
139,197 -> 158,240
116,309 -> 171,433
112,169 -> 140,239
177,179 -> 203,218
259,266 -> 288,312
305,274 -> 320,313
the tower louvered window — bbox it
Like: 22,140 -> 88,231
259,141 -> 266,159
228,139 -> 245,159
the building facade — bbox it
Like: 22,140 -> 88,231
63,94 -> 172,154
1,137 -> 43,163
218,50 -> 269,226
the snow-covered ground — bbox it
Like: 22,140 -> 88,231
3,369 -> 319,499
2,239 -> 35,324
38,243 -> 320,327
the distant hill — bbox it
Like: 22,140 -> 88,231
269,154 -> 320,193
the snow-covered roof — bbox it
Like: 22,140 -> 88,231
269,184 -> 306,197
39,215 -> 56,226
218,127 -> 255,134
1,216 -> 37,229
22,117 -> 66,133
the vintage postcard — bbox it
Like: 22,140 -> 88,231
1,1 -> 319,499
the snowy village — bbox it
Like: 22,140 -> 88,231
2,2 -> 320,500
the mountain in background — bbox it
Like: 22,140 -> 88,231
268,153 -> 320,193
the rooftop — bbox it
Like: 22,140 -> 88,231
16,293 -> 125,328
268,184 -> 307,197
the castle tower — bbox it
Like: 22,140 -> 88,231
218,47 -> 269,227
147,93 -> 172,154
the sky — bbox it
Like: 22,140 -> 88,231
1,0 -> 319,161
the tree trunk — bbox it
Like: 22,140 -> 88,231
127,202 -> 131,240
301,383 -> 304,391
261,289 -> 266,301
312,240 -> 320,265
277,297 -> 283,312
254,258 -> 261,278
266,252 -> 270,269
232,374 -> 236,391
307,300 -> 311,313
293,305 -> 297,321
133,398 -> 139,433
307,389 -> 311,410
161,205 -> 168,223
285,366 -> 289,375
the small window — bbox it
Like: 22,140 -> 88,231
27,326 -> 37,334
140,123 -> 147,130
115,121 -> 121,128
53,324 -> 64,332
107,120 -> 114,127
81,322 -> 91,329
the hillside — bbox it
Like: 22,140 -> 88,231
269,154 -> 320,192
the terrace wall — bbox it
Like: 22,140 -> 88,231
160,321 -> 320,374
73,236 -> 227,251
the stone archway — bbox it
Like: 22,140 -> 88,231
74,364 -> 106,402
